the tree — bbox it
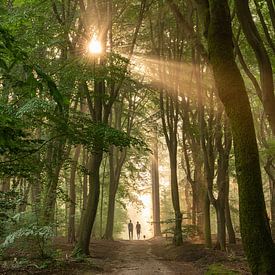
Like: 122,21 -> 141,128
235,0 -> 275,135
196,0 -> 275,272
151,126 -> 161,237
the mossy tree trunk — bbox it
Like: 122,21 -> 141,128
265,159 -> 275,238
200,0 -> 275,272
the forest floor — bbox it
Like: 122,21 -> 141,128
0,237 -> 250,274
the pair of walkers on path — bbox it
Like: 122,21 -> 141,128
128,220 -> 141,240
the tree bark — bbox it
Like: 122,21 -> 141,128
204,193 -> 212,248
151,128 -> 162,237
224,168 -> 236,244
68,145 -> 81,243
265,158 -> 275,238
204,0 -> 275,272
42,138 -> 66,225
265,0 -> 275,31
104,146 -> 126,240
253,0 -> 275,54
170,150 -> 183,246
74,152 -> 103,256
160,89 -> 183,246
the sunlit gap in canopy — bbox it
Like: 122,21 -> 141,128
125,54 -> 214,103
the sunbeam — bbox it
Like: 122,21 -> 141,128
127,54 -> 214,103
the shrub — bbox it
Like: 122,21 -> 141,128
1,212 -> 54,258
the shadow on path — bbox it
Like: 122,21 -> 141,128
85,239 -> 201,275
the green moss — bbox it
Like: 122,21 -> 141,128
205,264 -> 239,275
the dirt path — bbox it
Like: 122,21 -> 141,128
87,240 -> 201,275
0,237 -> 249,274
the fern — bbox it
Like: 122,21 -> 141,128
1,223 -> 54,257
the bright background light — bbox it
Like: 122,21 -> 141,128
88,36 -> 102,54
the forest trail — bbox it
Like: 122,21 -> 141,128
0,237 -> 249,274
85,239 -> 201,275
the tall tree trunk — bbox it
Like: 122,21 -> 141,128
204,193 -> 212,248
104,146 -> 127,240
104,147 -> 117,240
170,149 -> 183,246
224,175 -> 236,244
195,171 -> 207,240
225,196 -> 236,244
42,138 -> 66,225
74,152 -> 103,256
77,148 -> 89,239
202,0 -> 275,272
151,129 -> 161,237
184,181 -> 192,225
265,0 -> 275,34
215,200 -> 226,250
214,115 -> 232,250
99,156 -> 107,238
191,184 -> 197,226
104,99 -> 130,240
82,149 -> 89,210
265,158 -> 275,238
68,145 -> 81,243
160,88 -> 183,246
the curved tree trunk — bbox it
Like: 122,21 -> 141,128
203,0 -> 275,272
235,0 -> 275,136
74,152 -> 103,256
42,138 -> 66,225
265,0 -> 275,31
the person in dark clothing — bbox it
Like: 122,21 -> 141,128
136,221 -> 141,240
128,220 -> 133,240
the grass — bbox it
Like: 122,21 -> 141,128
205,264 -> 240,274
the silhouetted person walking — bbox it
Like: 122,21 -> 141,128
136,221 -> 141,240
128,220 -> 133,240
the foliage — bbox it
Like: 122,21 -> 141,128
0,190 -> 22,238
261,138 -> 275,158
0,26 -> 66,113
1,212 -> 54,258
0,190 -> 21,212
161,219 -> 199,240
66,111 -> 146,153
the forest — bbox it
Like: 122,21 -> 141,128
0,0 -> 275,274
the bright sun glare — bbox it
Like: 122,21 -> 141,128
88,36 -> 102,55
